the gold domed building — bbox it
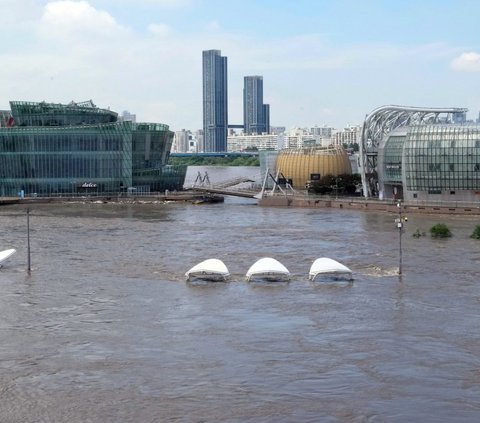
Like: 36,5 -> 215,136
276,146 -> 352,189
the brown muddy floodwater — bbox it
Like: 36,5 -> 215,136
0,198 -> 479,422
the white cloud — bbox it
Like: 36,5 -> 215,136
0,0 -> 42,30
148,23 -> 172,36
205,20 -> 221,32
450,52 -> 480,72
140,0 -> 191,7
38,0 -> 128,41
93,0 -> 191,8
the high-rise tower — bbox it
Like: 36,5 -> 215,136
202,49 -> 228,152
243,76 -> 269,135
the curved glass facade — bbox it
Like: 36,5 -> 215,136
404,126 -> 480,192
381,135 -> 405,183
276,146 -> 352,189
0,101 -> 185,197
379,125 -> 480,202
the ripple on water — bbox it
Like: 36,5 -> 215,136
1,202 -> 480,422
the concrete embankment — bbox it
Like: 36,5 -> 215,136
258,195 -> 480,215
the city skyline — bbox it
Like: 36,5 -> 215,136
1,0 -> 480,131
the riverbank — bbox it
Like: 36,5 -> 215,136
259,194 -> 480,215
0,191 -> 224,206
4,192 -> 480,215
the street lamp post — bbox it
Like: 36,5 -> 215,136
27,208 -> 31,274
395,201 -> 407,275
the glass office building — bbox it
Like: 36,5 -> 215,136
0,101 -> 185,197
243,76 -> 270,135
202,49 -> 228,152
378,125 -> 480,202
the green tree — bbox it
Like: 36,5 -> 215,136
429,223 -> 452,238
470,225 -> 480,239
307,173 -> 361,196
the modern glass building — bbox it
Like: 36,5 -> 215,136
378,125 -> 480,202
202,49 -> 228,152
243,76 -> 270,135
0,100 -> 186,197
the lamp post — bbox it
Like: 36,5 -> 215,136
335,176 -> 342,199
26,208 -> 31,274
394,201 -> 407,275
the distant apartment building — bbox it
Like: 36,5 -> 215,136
311,125 -> 334,138
172,129 -> 204,153
174,129 -> 191,153
211,122 -> 363,152
119,110 -> 136,123
227,129 -> 321,152
202,49 -> 228,152
284,127 -> 322,148
227,133 -> 280,152
243,76 -> 270,135
194,129 -> 204,153
270,126 -> 286,134
332,125 -> 361,146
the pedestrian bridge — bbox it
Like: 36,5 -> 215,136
189,170 -> 299,199
189,171 -> 261,198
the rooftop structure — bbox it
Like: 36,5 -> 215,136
10,100 -> 117,127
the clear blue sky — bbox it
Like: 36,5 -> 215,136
1,0 -> 479,130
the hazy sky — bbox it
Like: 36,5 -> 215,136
1,0 -> 479,131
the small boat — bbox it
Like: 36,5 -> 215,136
185,259 -> 230,282
246,257 -> 290,282
308,257 -> 353,281
0,248 -> 16,267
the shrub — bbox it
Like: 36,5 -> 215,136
429,223 -> 452,238
412,229 -> 426,238
470,225 -> 480,239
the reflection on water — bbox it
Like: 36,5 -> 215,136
1,199 -> 480,422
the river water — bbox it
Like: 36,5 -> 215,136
0,167 -> 480,422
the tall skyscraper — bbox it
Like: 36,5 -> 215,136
243,76 -> 270,135
202,49 -> 228,152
